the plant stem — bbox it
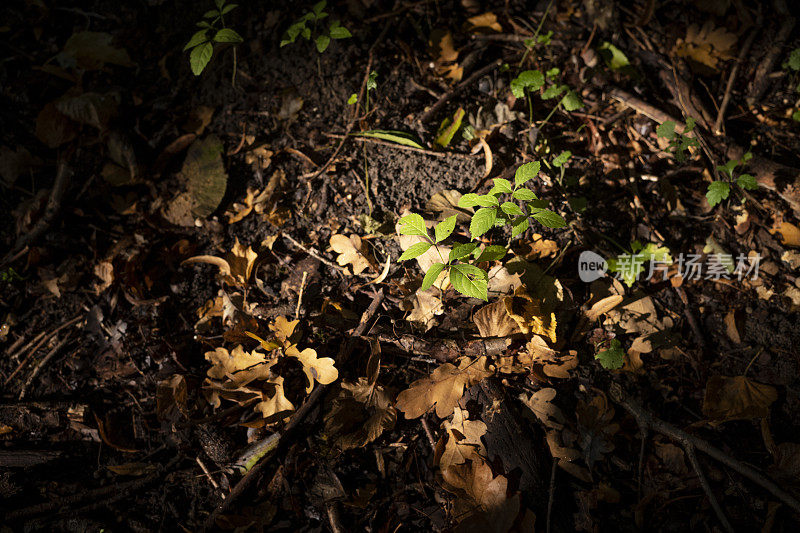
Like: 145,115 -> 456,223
231,47 -> 237,86
538,99 -> 561,128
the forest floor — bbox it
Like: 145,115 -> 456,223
2,0 -> 800,531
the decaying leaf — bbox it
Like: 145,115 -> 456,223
515,234 -> 558,260
426,190 -> 473,223
438,407 -> 488,469
504,287 -> 557,342
441,459 -> 520,533
527,336 -> 578,378
183,238 -> 258,287
205,345 -> 276,389
466,12 -> 503,33
403,288 -> 444,331
520,388 -> 565,430
674,22 -> 736,72
473,298 -> 521,338
429,30 -> 463,81
486,264 -> 523,297
576,391 -> 619,469
59,31 -> 134,71
770,221 -> 800,248
702,375 -> 777,422
395,357 -> 492,418
329,234 -> 374,275
245,145 -> 273,170
0,145 -> 41,186
254,376 -> 295,420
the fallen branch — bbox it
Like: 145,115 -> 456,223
418,59 -> 503,123
377,332 -> 510,362
609,383 -> 800,515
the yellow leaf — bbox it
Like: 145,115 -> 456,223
329,234 -> 373,275
205,345 -> 276,387
254,376 -> 295,420
473,299 -> 521,338
438,407 -> 487,469
466,12 -> 502,33
503,287 -> 557,342
182,238 -> 258,287
395,357 -> 492,418
674,22 -> 736,72
286,345 -> 338,392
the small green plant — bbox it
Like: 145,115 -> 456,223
595,338 -> 624,370
706,152 -> 757,208
396,160 -> 566,300
656,118 -> 699,162
607,241 -> 672,287
0,267 -> 24,283
511,68 -> 582,125
185,0 -> 243,79
280,1 -> 352,53
782,48 -> 800,121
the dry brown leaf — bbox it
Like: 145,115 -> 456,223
473,299 -> 521,338
245,145 -> 273,170
205,345 -> 276,388
516,234 -> 558,260
254,376 -> 295,420
586,294 -> 623,321
429,30 -> 463,81
183,238 -> 258,287
527,336 -> 577,378
504,287 -> 557,342
770,221 -> 800,248
438,407 -> 488,469
285,344 -> 338,393
675,22 -> 736,72
466,12 -> 502,33
403,288 -> 444,331
724,310 -> 741,344
520,388 -> 565,429
702,375 -> 777,421
395,357 -> 492,419
576,391 -> 619,468
324,378 -> 397,450
426,189 -> 473,223
329,234 -> 373,275
486,264 -> 522,297
441,460 -> 520,533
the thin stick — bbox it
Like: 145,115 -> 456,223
282,233 -> 345,272
323,132 -> 475,158
714,27 -> 758,134
609,384 -> 800,514
545,459 -> 557,533
5,315 -> 83,386
19,335 -> 71,400
418,59 -> 503,123
295,271 -> 308,319
685,443 -> 734,533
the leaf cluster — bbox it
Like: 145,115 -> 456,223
706,151 -> 757,208
510,68 -> 582,112
396,160 -> 566,300
656,118 -> 699,163
184,0 -> 243,76
280,1 -> 352,53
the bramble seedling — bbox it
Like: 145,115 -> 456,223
280,1 -> 351,53
396,160 -> 566,300
656,118 -> 699,162
706,152 -> 757,208
185,0 -> 243,80
595,338 -> 624,370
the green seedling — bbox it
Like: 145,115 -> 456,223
185,0 -> 243,81
706,152 -> 757,208
595,338 -> 624,370
281,1 -> 351,53
607,241 -> 672,287
656,118 -> 699,162
783,48 -> 800,120
396,159 -> 566,300
511,68 -> 582,125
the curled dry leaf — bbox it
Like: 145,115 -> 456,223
504,287 -> 557,342
437,407 -> 488,470
527,336 -> 577,378
285,344 -> 338,393
429,30 -> 463,81
183,238 -> 258,287
466,12 -> 503,33
205,345 -> 276,388
329,234 -> 374,275
324,379 -> 396,450
254,376 -> 295,421
473,298 -> 521,338
702,375 -> 778,422
403,288 -> 444,331
519,388 -> 565,430
395,356 -> 492,419
486,264 -> 523,297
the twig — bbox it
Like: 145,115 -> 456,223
418,59 -> 503,123
281,233 -> 345,273
609,384 -> 800,515
420,417 -> 436,449
196,456 -> 223,497
295,271 -> 308,319
685,443 -> 734,533
203,290 -> 385,529
714,26 -> 759,134
546,459 -> 557,533
5,315 -> 83,385
2,159 -> 70,266
747,0 -> 795,106
18,335 -> 72,400
322,132 -> 475,158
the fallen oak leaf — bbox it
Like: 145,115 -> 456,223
254,376 -> 295,421
182,238 -> 258,287
702,375 -> 777,422
286,344 -> 338,393
437,406 -> 488,470
329,234 -> 374,275
395,357 -> 492,419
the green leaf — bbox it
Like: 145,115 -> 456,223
434,215 -> 457,242
398,241 -> 432,261
469,207 -> 497,238
510,70 -> 544,98
501,201 -> 524,217
313,0 -> 327,14
491,178 -> 513,194
793,109 -> 800,122
301,26 -> 312,40
215,0 -> 225,9
214,28 -> 243,43
541,84 -> 566,100
511,216 -> 529,238
315,34 -> 331,53
449,243 -> 478,262
562,91 -> 582,111
656,121 -> 676,140
512,188 -> 537,201
449,264 -> 488,300
354,130 -> 425,149
706,181 -> 730,207
607,243 -> 672,287
553,150 -> 572,167
221,3 -> 237,14
787,48 -> 800,71
203,9 -> 218,18
398,213 -> 428,237
367,71 -> 378,91
475,245 -> 507,262
435,108 -> 465,148
329,23 -> 351,39
717,160 -> 738,178
189,42 -> 213,75
421,263 -> 446,291
515,161 -> 540,186
736,174 -> 758,191
598,41 -> 630,70
458,193 -> 498,208
531,209 -> 566,228
545,67 -> 560,79
184,30 -> 210,51
347,93 -> 357,105
595,339 -> 624,370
